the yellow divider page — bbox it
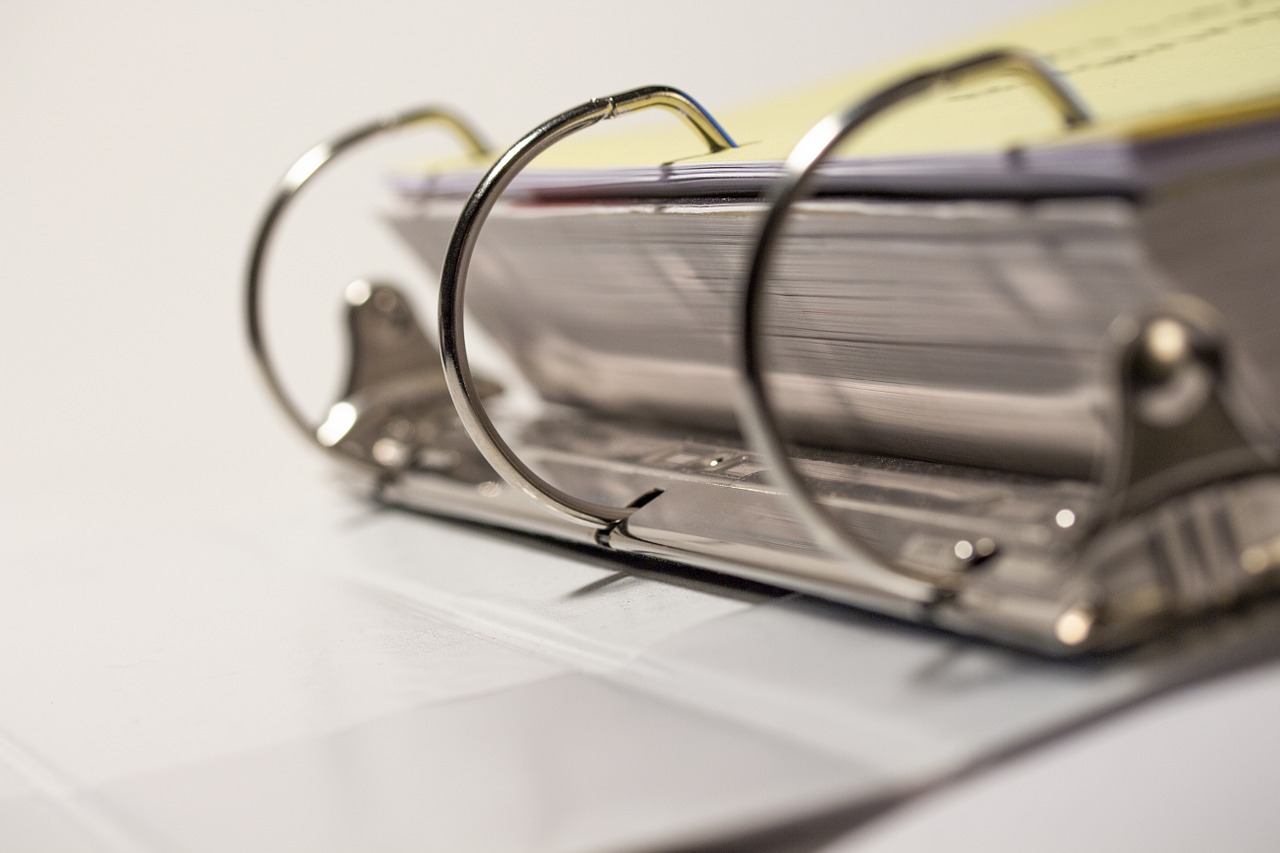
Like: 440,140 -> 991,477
499,0 -> 1280,170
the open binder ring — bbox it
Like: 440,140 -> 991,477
737,49 -> 1093,602
438,86 -> 737,528
245,106 -> 490,465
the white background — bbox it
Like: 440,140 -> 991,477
5,1 -> 1280,850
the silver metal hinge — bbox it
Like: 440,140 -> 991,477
316,280 -> 501,482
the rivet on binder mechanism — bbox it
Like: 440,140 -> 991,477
247,0 -> 1280,655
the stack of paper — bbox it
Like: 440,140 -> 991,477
391,0 -> 1280,478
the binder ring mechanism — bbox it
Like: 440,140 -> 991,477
246,106 -> 490,468
439,86 -> 738,528
738,49 -> 1093,604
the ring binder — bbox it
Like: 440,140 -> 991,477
245,44 -> 1280,655
737,49 -> 1093,601
245,105 -> 490,468
437,86 -> 737,528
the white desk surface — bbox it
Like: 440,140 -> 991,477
4,1 -> 1279,850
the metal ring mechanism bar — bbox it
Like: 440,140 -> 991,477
245,106 -> 490,466
736,49 -> 1093,604
438,86 -> 737,528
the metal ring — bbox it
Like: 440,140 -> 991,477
736,49 -> 1092,603
245,106 -> 489,463
438,86 -> 737,527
